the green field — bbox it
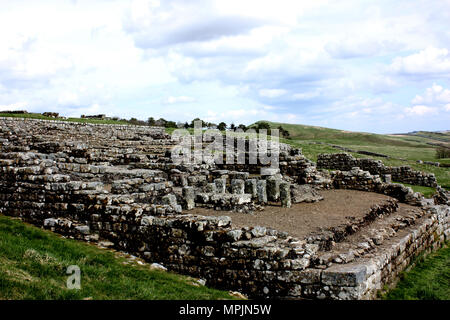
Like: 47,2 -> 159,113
382,244 -> 450,300
0,215 -> 236,300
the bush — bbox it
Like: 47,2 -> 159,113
436,147 -> 450,159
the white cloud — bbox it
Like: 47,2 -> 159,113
0,102 -> 28,111
325,38 -> 399,59
58,92 -> 80,106
410,83 -> 450,113
292,90 -> 321,100
124,0 -> 271,49
1,0 -> 450,133
404,105 -> 437,116
163,96 -> 197,104
258,89 -> 287,98
390,47 -> 450,76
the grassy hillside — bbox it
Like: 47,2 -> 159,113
0,215 -> 236,300
254,121 -> 429,147
256,121 -> 450,189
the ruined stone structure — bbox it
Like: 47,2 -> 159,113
0,117 -> 448,299
317,153 -> 438,187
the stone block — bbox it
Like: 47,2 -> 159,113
245,179 -> 257,198
257,180 -> 267,203
214,178 -> 226,194
266,178 -> 280,201
204,183 -> 216,193
322,264 -> 367,287
260,167 -> 280,176
280,182 -> 291,208
231,179 -> 245,194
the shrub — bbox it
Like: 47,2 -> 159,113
436,147 -> 450,159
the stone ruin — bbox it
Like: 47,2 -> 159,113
0,117 -> 448,299
317,153 -> 438,187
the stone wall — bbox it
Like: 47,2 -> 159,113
1,154 -> 447,299
317,153 -> 438,187
329,167 -> 431,206
0,118 -> 449,299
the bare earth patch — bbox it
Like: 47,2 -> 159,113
191,189 -> 400,240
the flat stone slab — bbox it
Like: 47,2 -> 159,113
321,263 -> 367,287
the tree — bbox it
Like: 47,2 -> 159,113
230,123 -> 235,130
254,121 -> 271,135
129,117 -> 139,125
147,117 -> 156,126
155,118 -> 167,127
237,124 -> 247,131
165,121 -> 177,128
184,122 -> 190,129
256,121 -> 271,130
217,122 -> 227,131
190,118 -> 203,128
436,147 -> 450,159
278,126 -> 290,139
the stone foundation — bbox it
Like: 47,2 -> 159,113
0,118 -> 448,299
317,153 -> 437,187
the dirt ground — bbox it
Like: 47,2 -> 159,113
190,189 -> 396,240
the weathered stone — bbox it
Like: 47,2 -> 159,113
322,264 -> 367,287
162,194 -> 177,206
231,179 -> 245,194
214,178 -> 226,194
204,183 -> 216,193
257,180 -> 267,203
245,179 -> 258,198
260,167 -> 280,176
266,177 -> 280,201
280,182 -> 291,208
1,117 -> 448,301
182,186 -> 195,210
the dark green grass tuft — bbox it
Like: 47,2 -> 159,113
0,215 -> 237,300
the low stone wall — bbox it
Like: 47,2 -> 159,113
329,167 -> 428,206
317,153 -> 437,187
314,205 -> 449,299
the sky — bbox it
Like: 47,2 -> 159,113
1,0 -> 450,133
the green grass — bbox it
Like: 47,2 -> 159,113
383,244 -> 450,300
0,215 -> 236,300
392,182 -> 436,198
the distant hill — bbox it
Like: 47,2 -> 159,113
251,120 -> 431,148
390,130 -> 450,148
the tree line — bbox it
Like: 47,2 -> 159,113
111,117 -> 291,139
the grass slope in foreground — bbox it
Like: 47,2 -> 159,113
383,244 -> 450,300
0,215 -> 236,300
